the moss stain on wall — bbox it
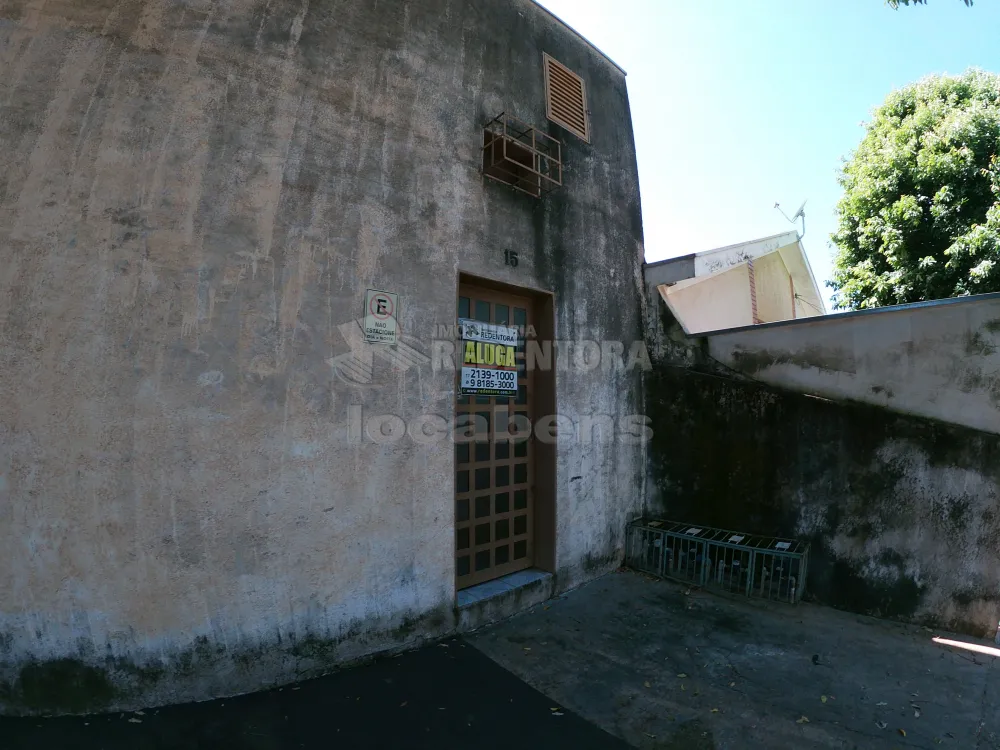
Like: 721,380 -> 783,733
646,364 -> 1000,637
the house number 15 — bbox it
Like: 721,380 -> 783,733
503,249 -> 519,268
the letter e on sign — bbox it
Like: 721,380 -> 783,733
363,289 -> 399,344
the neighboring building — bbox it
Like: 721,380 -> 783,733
645,231 -> 825,334
0,0 -> 646,714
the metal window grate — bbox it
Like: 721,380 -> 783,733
542,53 -> 590,143
482,113 -> 562,199
626,518 -> 809,604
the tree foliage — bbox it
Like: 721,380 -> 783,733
886,0 -> 972,7
829,70 -> 1000,309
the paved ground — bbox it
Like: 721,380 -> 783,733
5,570 -> 999,749
472,571 -> 1000,750
0,636 -> 628,750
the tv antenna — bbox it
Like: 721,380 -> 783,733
774,199 -> 807,238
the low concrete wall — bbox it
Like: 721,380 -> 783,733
704,293 -> 1000,435
646,365 -> 1000,637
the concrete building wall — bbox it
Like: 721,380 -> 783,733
662,264 -> 753,334
705,294 -> 1000,435
646,365 -> 1000,638
0,0 -> 646,714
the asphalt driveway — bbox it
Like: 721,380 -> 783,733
0,635 -> 627,750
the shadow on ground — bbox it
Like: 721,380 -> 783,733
0,637 -> 627,750
472,571 -> 1000,750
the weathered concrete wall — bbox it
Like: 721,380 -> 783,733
646,364 -> 1000,637
0,0 -> 645,714
705,293 -> 1000,434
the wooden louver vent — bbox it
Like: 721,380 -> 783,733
543,53 -> 589,143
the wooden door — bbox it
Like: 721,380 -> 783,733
455,284 -> 535,589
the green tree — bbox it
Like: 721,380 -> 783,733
829,70 -> 1000,309
887,1 -> 972,6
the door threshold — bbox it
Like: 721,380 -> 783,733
457,569 -> 552,609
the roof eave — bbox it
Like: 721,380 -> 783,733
777,237 -> 826,315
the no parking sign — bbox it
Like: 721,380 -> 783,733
363,289 -> 398,344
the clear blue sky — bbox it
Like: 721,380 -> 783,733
534,0 -> 999,311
